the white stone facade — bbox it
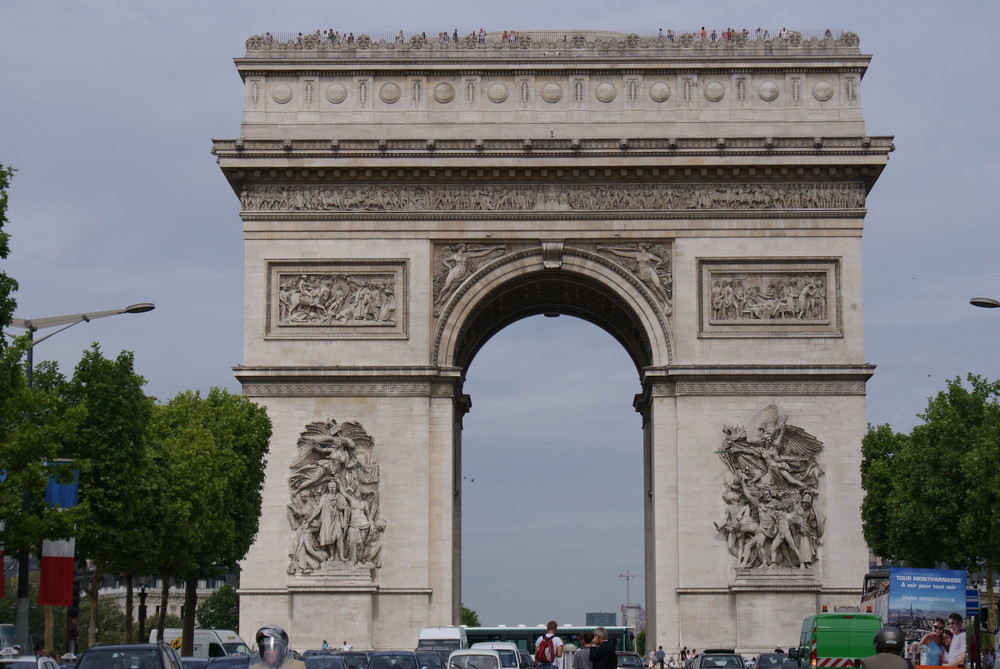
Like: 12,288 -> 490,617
214,29 -> 891,653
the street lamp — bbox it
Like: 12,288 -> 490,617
6,302 -> 155,650
970,297 -> 1000,309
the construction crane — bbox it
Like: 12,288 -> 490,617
619,570 -> 644,606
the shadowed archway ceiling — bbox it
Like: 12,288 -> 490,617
452,269 -> 653,374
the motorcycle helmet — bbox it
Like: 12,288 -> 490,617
257,625 -> 290,664
873,626 -> 904,655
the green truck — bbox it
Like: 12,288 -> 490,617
789,613 -> 883,668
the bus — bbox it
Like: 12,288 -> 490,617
463,626 -> 636,653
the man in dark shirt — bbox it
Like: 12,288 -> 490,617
589,627 -> 616,669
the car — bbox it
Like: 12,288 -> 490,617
180,658 -> 212,669
367,652 -> 425,669
335,651 -> 372,669
447,650 -> 502,669
0,655 -> 62,669
750,655 -> 795,669
306,656 -> 348,669
470,643 -> 527,669
617,653 -> 644,669
414,651 -> 447,669
516,652 -> 533,669
690,652 -> 744,669
76,644 -> 184,669
205,658 -> 249,669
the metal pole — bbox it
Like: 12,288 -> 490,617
139,585 -> 147,642
15,331 -> 33,650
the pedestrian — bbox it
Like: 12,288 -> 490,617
859,627 -> 908,669
656,647 -> 666,669
589,628 -> 616,669
251,626 -> 306,669
322,641 -> 329,650
342,641 -> 352,651
572,632 -> 595,669
535,621 -> 564,669
668,658 -> 678,669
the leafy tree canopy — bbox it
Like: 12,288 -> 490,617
196,583 -> 239,631
460,605 -> 480,627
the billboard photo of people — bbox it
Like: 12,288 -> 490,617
881,568 -> 967,667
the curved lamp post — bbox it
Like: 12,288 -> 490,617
7,302 -> 155,650
970,297 -> 1000,309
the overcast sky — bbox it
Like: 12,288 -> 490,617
3,0 -> 1000,634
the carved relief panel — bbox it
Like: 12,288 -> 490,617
267,260 -> 407,339
715,405 -> 824,570
287,418 -> 385,577
698,258 -> 841,337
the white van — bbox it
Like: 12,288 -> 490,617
418,627 -> 469,652
149,629 -> 250,658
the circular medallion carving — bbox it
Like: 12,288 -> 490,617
812,80 -> 834,101
271,83 -> 293,104
487,82 -> 509,104
433,82 -> 455,104
325,83 -> 347,104
704,80 -> 726,102
649,81 -> 671,103
379,82 -> 401,104
541,82 -> 563,103
757,80 -> 779,102
595,82 -> 617,103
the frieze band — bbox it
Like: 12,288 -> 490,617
650,381 -> 867,396
242,382 -> 456,397
240,182 -> 865,214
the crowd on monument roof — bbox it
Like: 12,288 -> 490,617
258,26 -> 840,47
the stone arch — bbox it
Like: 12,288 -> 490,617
433,246 -> 672,371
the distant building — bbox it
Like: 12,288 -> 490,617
586,612 -> 617,626
621,604 -> 645,632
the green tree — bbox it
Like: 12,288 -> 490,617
460,605 -> 480,627
861,374 -> 1000,634
196,583 -> 239,631
635,630 -> 645,656
61,345 -> 156,647
147,389 -> 270,655
0,572 -> 68,652
0,163 -> 17,333
78,595 -> 127,649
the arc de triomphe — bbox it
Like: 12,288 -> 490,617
213,29 -> 892,650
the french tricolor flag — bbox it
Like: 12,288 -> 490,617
38,470 -> 78,607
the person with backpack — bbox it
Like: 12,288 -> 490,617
535,621 -> 564,669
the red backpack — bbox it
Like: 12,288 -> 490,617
536,635 -> 557,664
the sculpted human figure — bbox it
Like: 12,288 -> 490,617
316,479 -> 350,562
597,243 -> 672,308
434,243 -> 504,312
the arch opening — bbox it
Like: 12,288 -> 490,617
460,315 -> 645,625
451,269 -> 655,375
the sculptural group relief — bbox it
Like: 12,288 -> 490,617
279,272 -> 396,325
267,262 -> 407,339
710,272 -> 827,322
699,260 -> 840,337
715,405 -> 825,570
287,418 -> 385,576
241,183 -> 865,214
